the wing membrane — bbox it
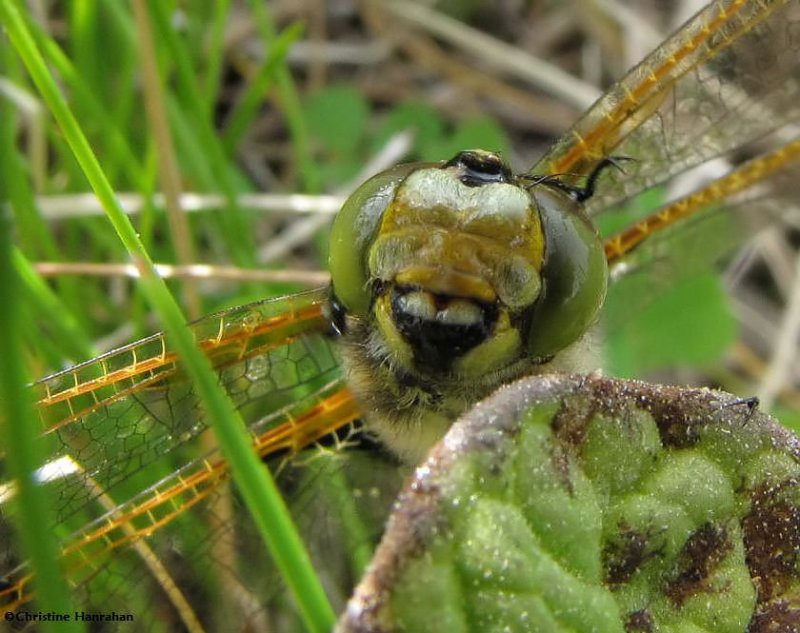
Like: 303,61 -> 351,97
533,0 -> 800,217
599,135 -> 800,378
603,137 -> 800,265
0,287 -> 363,624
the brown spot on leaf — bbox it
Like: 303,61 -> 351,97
665,522 -> 732,607
747,599 -> 800,632
551,396 -> 591,449
625,609 -> 654,632
649,398 -> 701,449
604,524 -> 661,586
547,442 -> 575,495
586,376 -> 702,448
549,396 -> 598,494
742,478 -> 800,603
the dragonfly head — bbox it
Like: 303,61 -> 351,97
329,150 -> 608,376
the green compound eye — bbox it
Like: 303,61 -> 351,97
524,186 -> 608,359
330,155 -> 608,365
329,162 -> 432,317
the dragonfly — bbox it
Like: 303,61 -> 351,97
3,0 -> 800,630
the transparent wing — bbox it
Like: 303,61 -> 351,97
532,0 -> 800,217
0,287 -> 369,629
600,136 -> 800,377
603,138 -> 800,266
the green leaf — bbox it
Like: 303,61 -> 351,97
424,116 -> 511,162
338,375 -> 800,632
596,186 -> 666,237
774,404 -> 800,435
372,100 -> 445,158
305,85 -> 370,155
603,272 -> 738,377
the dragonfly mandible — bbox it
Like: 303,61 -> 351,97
2,0 -> 800,630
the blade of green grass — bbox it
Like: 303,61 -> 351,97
68,1 -> 100,94
130,0 -> 201,318
0,4 -> 336,632
0,38 -> 94,369
246,0 -> 320,193
37,30 -> 147,185
14,249 -> 96,362
88,0 -> 258,269
0,102 -> 83,633
222,20 -> 304,153
200,0 -> 233,117
146,0 -> 257,266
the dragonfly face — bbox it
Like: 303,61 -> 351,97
329,149 -> 607,462
3,0 -> 800,630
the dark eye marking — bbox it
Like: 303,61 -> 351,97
444,150 -> 513,187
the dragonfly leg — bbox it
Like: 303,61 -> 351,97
522,156 -> 633,202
